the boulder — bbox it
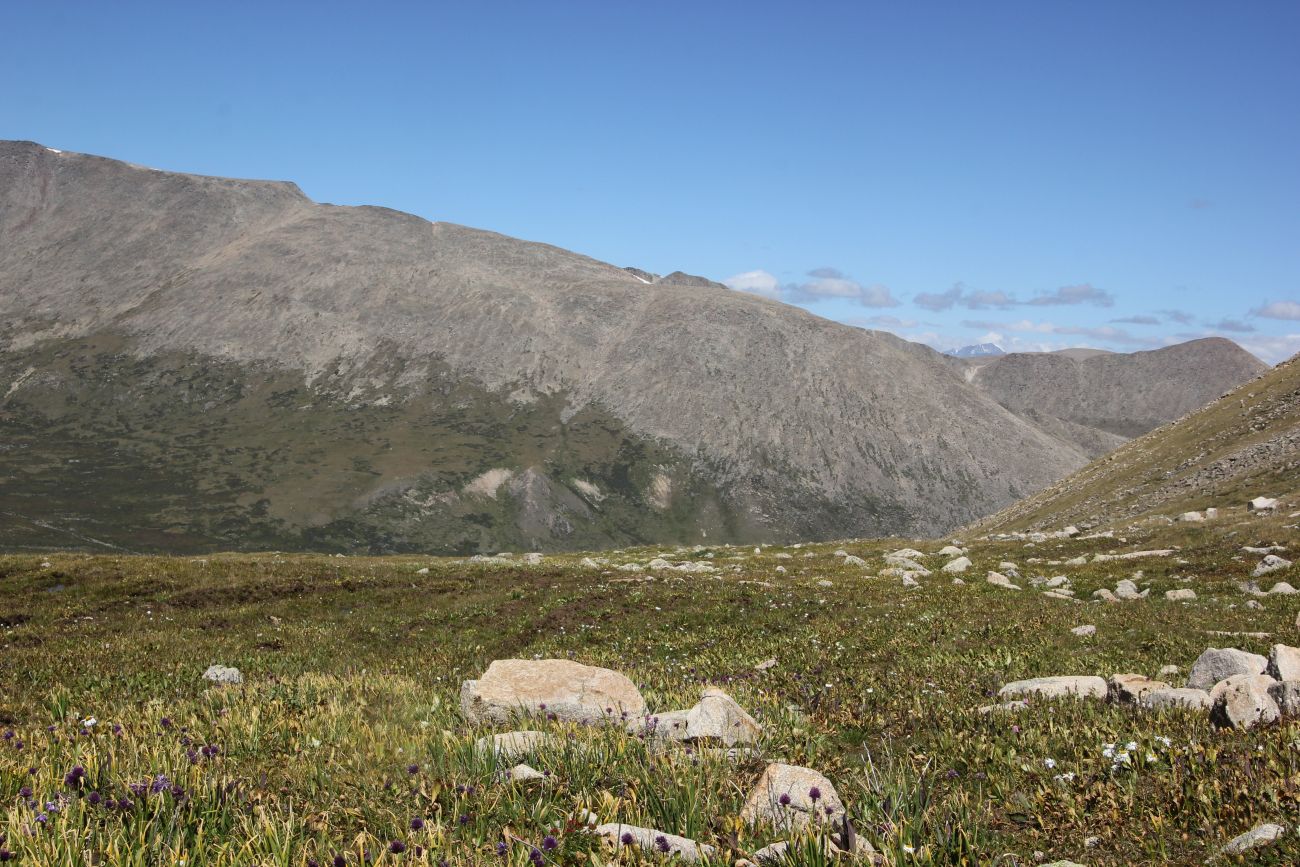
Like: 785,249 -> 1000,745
1185,648 -> 1268,691
1070,624 -> 1096,637
741,763 -> 844,830
1141,687 -> 1212,711
1114,579 -> 1148,600
1179,511 -> 1205,522
1253,555 -> 1292,577
1267,644 -> 1300,681
1158,664 -> 1180,677
1269,581 -> 1298,595
1217,822 -> 1286,857
941,556 -> 972,574
1108,673 -> 1171,704
842,555 -> 867,567
684,688 -> 763,746
1210,674 -> 1280,730
752,839 -> 842,864
505,763 -> 546,781
998,676 -> 1107,701
1092,588 -> 1119,603
936,545 -> 964,557
595,824 -> 715,862
460,659 -> 646,724
202,665 -> 243,685
1248,497 -> 1279,513
986,571 -> 1021,590
1165,588 -> 1196,601
1267,680 -> 1300,716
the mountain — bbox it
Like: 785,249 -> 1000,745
949,340 -> 1266,460
0,141 -> 1267,553
945,342 -> 1005,358
969,351 -> 1296,533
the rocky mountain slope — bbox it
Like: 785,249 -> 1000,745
0,141 -> 1267,552
969,350 -> 1298,533
947,339 -> 1265,459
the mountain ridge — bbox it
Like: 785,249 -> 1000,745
0,140 -> 1268,552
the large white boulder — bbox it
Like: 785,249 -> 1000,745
741,763 -> 844,830
1210,674 -> 1280,730
1248,496 -> 1279,513
998,676 -> 1107,701
1253,555 -> 1292,577
1267,644 -> 1300,681
202,665 -> 243,685
460,659 -> 646,724
1185,648 -> 1268,691
941,556 -> 972,574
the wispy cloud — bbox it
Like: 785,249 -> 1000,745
914,281 -> 1111,311
1158,308 -> 1196,325
1024,283 -> 1113,307
849,314 -> 919,328
962,318 -> 1159,347
725,268 -> 899,308
1253,300 -> 1300,321
1207,318 -> 1256,333
1111,315 -> 1161,325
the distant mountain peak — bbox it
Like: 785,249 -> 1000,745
946,343 -> 1005,358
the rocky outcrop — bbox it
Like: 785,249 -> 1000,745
460,659 -> 646,724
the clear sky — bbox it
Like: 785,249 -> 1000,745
5,1 -> 1299,360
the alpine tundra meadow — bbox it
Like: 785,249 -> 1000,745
4,2 -> 1300,865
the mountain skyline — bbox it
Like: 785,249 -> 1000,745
3,2 -> 1297,361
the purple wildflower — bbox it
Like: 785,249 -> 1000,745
542,835 -> 558,850
620,832 -> 635,845
655,835 -> 671,853
778,793 -> 791,806
409,818 -> 424,832
809,786 -> 822,802
388,840 -> 406,854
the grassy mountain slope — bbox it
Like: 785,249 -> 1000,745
970,352 -> 1299,533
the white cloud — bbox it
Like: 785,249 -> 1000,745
1238,333 -> 1300,364
1253,300 -> 1300,321
725,267 -> 899,308
723,269 -> 782,300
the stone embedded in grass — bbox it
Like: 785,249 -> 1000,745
474,730 -> 559,760
1070,624 -> 1096,637
1252,555 -> 1292,577
1185,648 -> 1268,691
755,658 -> 778,672
941,556 -> 971,573
936,545 -> 964,557
1216,821 -> 1287,857
1268,581 -> 1298,595
1248,496 -> 1279,513
1140,687 -> 1212,711
202,665 -> 243,685
842,555 -> 867,567
460,659 -> 647,724
594,823 -> 715,862
684,688 -> 762,746
751,838 -> 844,864
978,700 -> 1028,714
504,762 -> 546,782
1165,588 -> 1196,601
741,762 -> 845,830
998,676 -> 1107,701
1210,675 -> 1280,730
1108,674 -> 1172,704
985,571 -> 1021,590
1114,579 -> 1148,600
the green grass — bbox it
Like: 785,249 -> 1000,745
2,514 -> 1300,864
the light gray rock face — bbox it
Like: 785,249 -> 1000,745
460,659 -> 646,724
595,823 -> 715,862
740,763 -> 844,830
1217,822 -> 1286,857
0,141 -> 1266,553
1248,497 -> 1280,513
1210,674 -> 1280,730
1185,648 -> 1268,691
1108,674 -> 1171,704
202,665 -> 243,685
1267,644 -> 1300,682
1141,687 -> 1212,711
1253,555 -> 1292,577
1267,680 -> 1300,716
1269,582 -> 1298,595
998,676 -> 1107,701
986,571 -> 1021,590
941,556 -> 972,573
683,689 -> 763,746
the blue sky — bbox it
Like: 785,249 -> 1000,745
5,1 -> 1299,360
